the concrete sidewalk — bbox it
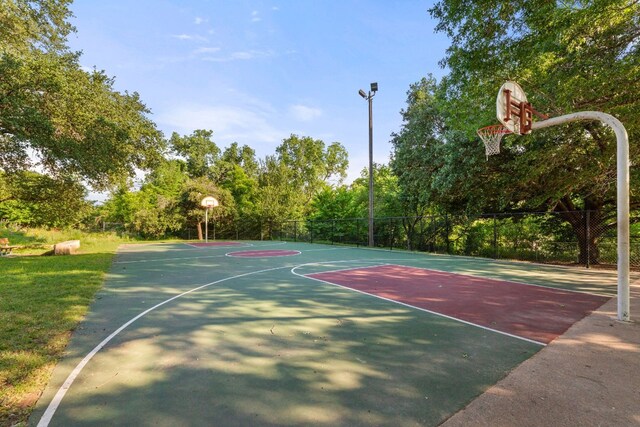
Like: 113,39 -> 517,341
442,280 -> 640,427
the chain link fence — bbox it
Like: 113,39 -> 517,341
279,211 -> 640,269
90,211 -> 640,269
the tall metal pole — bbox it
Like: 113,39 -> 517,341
368,93 -> 374,247
532,111 -> 630,321
359,83 -> 377,248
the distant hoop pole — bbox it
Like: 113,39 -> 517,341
532,112 -> 630,321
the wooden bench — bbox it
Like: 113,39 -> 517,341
0,238 -> 18,256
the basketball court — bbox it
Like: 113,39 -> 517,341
30,241 -> 620,426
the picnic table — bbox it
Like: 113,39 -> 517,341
0,238 -> 18,256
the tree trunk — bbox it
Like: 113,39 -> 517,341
197,221 -> 203,240
555,203 -> 607,266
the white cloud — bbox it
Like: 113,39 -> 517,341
290,104 -> 322,121
200,49 -> 274,62
193,47 -> 221,54
194,17 -> 207,25
251,10 -> 261,22
172,34 -> 208,42
156,104 -> 284,151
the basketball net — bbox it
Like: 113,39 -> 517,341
477,124 -> 511,159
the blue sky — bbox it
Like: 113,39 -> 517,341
68,0 -> 451,185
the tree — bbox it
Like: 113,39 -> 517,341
180,176 -> 233,240
216,142 -> 259,217
275,134 -> 348,206
390,77 -> 447,216
169,130 -> 220,179
254,134 -> 348,227
427,0 -> 640,264
0,170 -> 91,227
1,0 -> 164,190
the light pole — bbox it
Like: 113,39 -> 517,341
359,82 -> 378,247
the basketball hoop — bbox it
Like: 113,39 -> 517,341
477,124 -> 511,159
200,196 -> 219,208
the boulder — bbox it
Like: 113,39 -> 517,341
54,240 -> 80,255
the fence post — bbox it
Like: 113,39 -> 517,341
294,220 -> 298,242
586,210 -> 591,269
390,218 -> 394,250
493,214 -> 498,259
445,214 -> 451,254
332,220 -> 335,245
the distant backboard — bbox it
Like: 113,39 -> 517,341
201,196 -> 219,208
497,81 -> 531,135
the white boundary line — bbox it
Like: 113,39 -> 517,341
349,244 -> 634,279
183,242 -> 253,249
303,247 -> 353,252
114,254 -> 229,265
114,242 -> 290,264
226,250 -> 301,258
390,263 -> 613,298
302,262 -> 393,276
36,265 -> 290,427
291,262 -> 547,347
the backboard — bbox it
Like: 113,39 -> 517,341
497,81 -> 531,135
201,196 -> 219,208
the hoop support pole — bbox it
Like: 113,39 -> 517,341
532,112 -> 630,321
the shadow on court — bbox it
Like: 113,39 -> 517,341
32,242 -> 618,426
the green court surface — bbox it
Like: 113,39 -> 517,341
30,241 -> 618,426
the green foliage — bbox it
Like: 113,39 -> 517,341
216,143 -> 259,216
275,134 -> 348,204
351,164 -> 404,218
169,130 -> 220,179
0,171 -> 91,227
256,134 -> 349,222
0,0 -> 164,191
427,0 -> 639,214
310,186 -> 359,220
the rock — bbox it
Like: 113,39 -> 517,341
54,240 -> 80,255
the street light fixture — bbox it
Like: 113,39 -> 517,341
358,82 -> 378,247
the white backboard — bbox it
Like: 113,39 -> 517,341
201,196 -> 219,208
497,81 -> 528,135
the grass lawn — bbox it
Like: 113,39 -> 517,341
0,229 -> 132,426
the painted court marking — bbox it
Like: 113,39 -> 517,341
226,249 -> 301,258
185,241 -> 248,248
36,265 -> 292,427
114,254 -> 229,264
291,263 -> 545,346
303,264 -> 610,345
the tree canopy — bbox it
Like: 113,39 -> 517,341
0,0 -> 163,190
389,0 -> 640,218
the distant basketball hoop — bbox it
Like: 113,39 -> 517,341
201,196 -> 219,208
200,196 -> 219,243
